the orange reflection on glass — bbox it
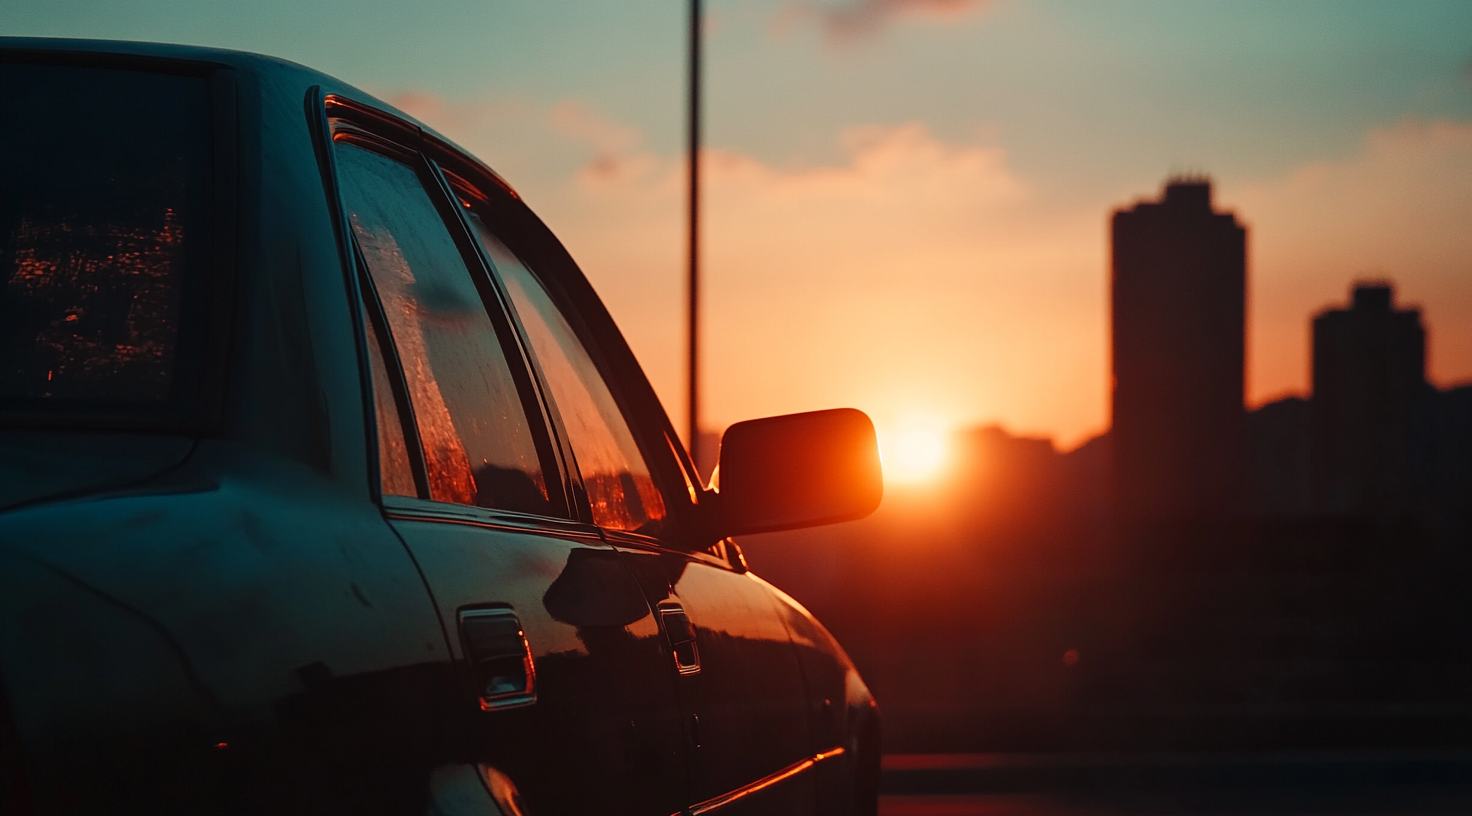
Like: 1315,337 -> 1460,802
581,472 -> 665,533
363,303 -> 417,497
463,213 -> 666,532
335,143 -> 551,514
5,208 -> 182,401
353,218 -> 477,504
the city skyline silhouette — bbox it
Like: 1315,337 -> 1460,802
742,172 -> 1472,761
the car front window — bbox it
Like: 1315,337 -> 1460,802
462,210 -> 668,535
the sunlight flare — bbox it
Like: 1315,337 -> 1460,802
879,419 -> 950,483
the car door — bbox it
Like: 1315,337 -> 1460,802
451,195 -> 819,814
321,100 -> 687,816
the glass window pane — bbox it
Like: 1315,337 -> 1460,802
363,303 -> 417,498
0,64 -> 211,421
464,212 -> 667,534
334,143 -> 553,516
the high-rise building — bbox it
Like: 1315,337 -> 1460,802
1311,282 -> 1427,516
1111,177 -> 1246,521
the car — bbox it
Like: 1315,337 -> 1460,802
0,38 -> 883,816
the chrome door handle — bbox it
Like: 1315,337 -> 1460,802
658,603 -> 700,675
459,608 -> 536,710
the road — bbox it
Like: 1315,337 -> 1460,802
878,752 -> 1472,816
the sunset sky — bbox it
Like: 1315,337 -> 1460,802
12,0 -> 1472,450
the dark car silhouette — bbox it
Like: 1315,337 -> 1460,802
0,38 -> 883,816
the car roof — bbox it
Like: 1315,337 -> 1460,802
0,36 -> 510,194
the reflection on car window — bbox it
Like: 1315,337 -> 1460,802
0,65 -> 210,417
462,211 -> 667,534
362,303 -> 417,498
333,143 -> 554,516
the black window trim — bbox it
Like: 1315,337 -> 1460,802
0,50 -> 239,434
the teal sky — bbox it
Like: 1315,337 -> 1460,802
12,0 -> 1469,191
9,1 -> 1472,446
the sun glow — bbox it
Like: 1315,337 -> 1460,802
880,419 -> 950,483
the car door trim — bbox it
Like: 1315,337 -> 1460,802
599,528 -> 733,571
382,495 -> 605,543
678,746 -> 846,816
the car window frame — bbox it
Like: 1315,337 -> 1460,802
0,49 -> 239,434
311,91 -> 577,525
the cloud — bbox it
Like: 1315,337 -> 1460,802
389,92 -> 530,139
384,91 -> 664,192
1227,118 -> 1472,401
778,0 -> 988,44
547,101 -> 656,184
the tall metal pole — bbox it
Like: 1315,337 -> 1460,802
686,0 -> 703,460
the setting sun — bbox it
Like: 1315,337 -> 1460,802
881,422 -> 949,483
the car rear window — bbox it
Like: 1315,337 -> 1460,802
0,61 -> 215,427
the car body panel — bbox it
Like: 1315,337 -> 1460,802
0,441 -> 450,812
384,502 -> 688,816
613,542 -> 822,814
0,431 -> 195,513
762,578 -> 881,816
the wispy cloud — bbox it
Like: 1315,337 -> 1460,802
385,92 -> 659,191
547,101 -> 654,184
778,0 -> 988,44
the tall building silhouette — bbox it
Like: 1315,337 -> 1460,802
1311,282 -> 1427,516
1111,177 -> 1246,521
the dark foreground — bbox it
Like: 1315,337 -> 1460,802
879,752 -> 1472,815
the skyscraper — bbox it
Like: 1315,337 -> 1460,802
1311,282 -> 1427,516
1111,177 -> 1246,521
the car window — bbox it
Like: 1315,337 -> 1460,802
362,303 -> 417,498
461,210 -> 668,534
333,143 -> 555,516
0,64 -> 213,425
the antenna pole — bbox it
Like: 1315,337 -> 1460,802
687,0 -> 703,461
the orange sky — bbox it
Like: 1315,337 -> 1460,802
399,93 -> 1472,450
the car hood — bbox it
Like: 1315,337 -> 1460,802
0,430 -> 194,513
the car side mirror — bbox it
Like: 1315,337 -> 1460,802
713,408 -> 883,537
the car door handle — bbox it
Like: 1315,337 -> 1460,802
658,603 -> 701,675
459,608 -> 537,710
